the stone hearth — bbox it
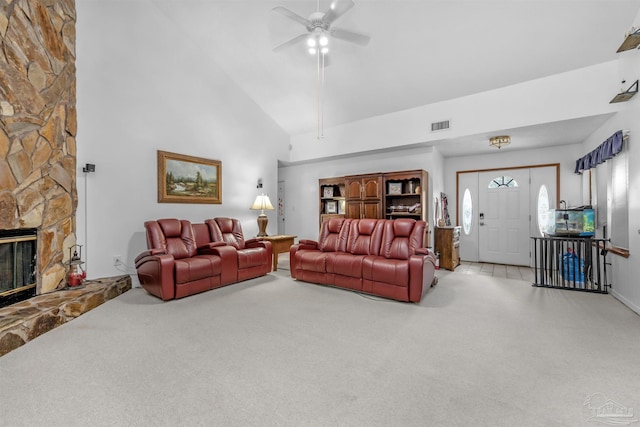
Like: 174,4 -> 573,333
0,275 -> 131,357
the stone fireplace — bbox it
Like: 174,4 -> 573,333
1,0 -> 78,301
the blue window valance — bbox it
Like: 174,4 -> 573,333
574,130 -> 625,174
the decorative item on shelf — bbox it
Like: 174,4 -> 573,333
610,80 -> 639,103
251,194 -> 275,237
323,186 -> 334,198
388,182 -> 402,195
617,27 -> 640,52
407,181 -> 415,194
325,200 -> 338,214
65,244 -> 86,287
415,185 -> 421,194
489,135 -> 511,149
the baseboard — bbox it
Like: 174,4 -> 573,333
609,288 -> 640,316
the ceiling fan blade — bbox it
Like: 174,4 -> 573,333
272,6 -> 311,28
329,27 -> 371,46
273,33 -> 309,52
322,0 -> 355,25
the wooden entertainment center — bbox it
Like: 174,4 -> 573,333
319,169 -> 430,243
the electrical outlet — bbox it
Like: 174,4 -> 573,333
113,255 -> 123,266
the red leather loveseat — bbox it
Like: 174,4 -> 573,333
135,218 -> 271,301
289,218 -> 437,302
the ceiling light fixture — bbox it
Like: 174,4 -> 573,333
489,135 -> 511,149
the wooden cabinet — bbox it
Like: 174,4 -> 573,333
345,174 -> 382,219
318,171 -> 429,236
319,177 -> 346,227
434,226 -> 460,271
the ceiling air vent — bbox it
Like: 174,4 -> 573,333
431,120 -> 450,132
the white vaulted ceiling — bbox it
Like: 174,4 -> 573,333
150,0 -> 640,155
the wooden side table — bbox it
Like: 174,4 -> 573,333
258,235 -> 297,271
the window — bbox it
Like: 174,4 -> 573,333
537,185 -> 551,236
488,175 -> 518,188
592,136 -> 629,251
462,188 -> 472,235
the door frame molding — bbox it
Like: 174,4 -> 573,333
455,163 -> 560,225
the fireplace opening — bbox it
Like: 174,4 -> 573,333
0,229 -> 37,308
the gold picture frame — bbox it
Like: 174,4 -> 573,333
157,150 -> 222,204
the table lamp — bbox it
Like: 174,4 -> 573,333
250,194 -> 275,237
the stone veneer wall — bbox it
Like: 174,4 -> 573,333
0,0 -> 77,294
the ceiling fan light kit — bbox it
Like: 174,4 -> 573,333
272,0 -> 370,139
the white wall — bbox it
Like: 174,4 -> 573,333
289,62 -> 621,162
278,145 -> 444,244
76,1 -> 289,281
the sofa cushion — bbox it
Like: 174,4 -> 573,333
347,219 -> 384,256
150,219 -> 197,259
209,217 -> 246,249
327,253 -> 364,278
238,247 -> 268,269
174,255 -> 221,284
318,218 -> 350,252
362,257 -> 409,287
380,219 -> 423,260
296,251 -> 329,273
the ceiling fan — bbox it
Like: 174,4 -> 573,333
272,0 -> 371,54
272,0 -> 370,140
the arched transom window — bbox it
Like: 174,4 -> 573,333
488,175 -> 519,188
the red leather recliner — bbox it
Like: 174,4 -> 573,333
205,218 -> 273,282
135,219 -> 222,301
290,218 -> 437,302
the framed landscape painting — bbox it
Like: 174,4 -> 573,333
157,150 -> 222,204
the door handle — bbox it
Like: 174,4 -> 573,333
479,212 -> 484,226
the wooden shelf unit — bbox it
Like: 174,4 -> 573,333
319,170 -> 430,244
434,226 -> 461,271
318,177 -> 346,227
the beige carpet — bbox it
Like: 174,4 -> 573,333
1,264 -> 638,427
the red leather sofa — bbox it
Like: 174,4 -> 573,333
289,218 -> 437,302
135,218 -> 272,301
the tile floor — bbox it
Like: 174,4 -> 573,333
448,261 -> 535,282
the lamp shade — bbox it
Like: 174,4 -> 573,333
250,194 -> 274,211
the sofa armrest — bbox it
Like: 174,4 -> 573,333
298,239 -> 319,248
135,252 -> 176,301
196,242 -> 226,254
245,239 -> 272,252
408,254 -> 436,302
198,244 -> 238,285
135,248 -> 166,264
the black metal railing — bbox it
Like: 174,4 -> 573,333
531,236 -> 609,293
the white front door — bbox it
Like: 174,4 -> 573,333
478,169 -> 530,265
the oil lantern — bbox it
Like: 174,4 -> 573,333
66,244 -> 86,287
